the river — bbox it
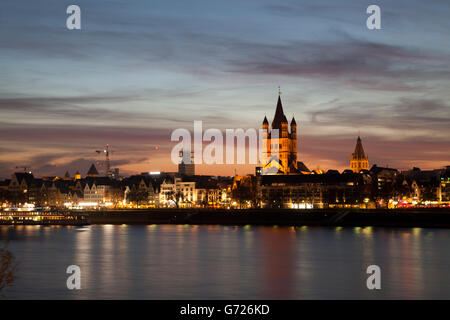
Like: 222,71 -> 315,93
1,224 -> 449,299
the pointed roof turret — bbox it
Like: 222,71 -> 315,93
64,171 -> 70,178
352,136 -> 367,160
291,116 -> 297,126
86,163 -> 99,177
263,116 -> 268,125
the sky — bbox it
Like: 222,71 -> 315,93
0,0 -> 449,178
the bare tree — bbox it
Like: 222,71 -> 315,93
166,190 -> 183,208
0,242 -> 18,293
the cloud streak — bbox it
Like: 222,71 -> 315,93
308,98 -> 450,138
222,37 -> 450,91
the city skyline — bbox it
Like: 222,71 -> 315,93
1,0 -> 450,179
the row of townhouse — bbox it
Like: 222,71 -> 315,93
401,166 -> 450,204
253,165 -> 450,209
1,165 -> 449,209
1,171 -> 229,208
3,172 -> 124,207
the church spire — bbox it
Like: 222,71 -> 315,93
353,136 -> 366,160
272,94 -> 287,129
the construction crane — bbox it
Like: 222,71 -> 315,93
15,166 -> 32,173
95,144 -> 112,177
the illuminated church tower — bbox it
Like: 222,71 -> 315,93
261,90 -> 298,175
350,136 -> 369,173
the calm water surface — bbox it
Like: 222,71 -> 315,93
1,224 -> 450,299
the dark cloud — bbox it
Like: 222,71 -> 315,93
308,98 -> 450,134
0,95 -> 135,111
0,122 -> 172,146
265,3 -> 348,17
221,37 -> 449,91
0,89 -> 222,125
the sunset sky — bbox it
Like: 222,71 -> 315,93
1,0 -> 449,178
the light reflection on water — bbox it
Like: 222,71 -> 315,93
1,225 -> 450,299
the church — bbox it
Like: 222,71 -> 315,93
261,92 -> 299,175
260,91 -> 371,176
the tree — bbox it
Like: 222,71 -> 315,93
8,191 -> 27,206
266,187 -> 283,209
127,188 -> 149,205
166,190 -> 183,208
0,242 -> 18,293
108,187 -> 125,208
232,176 -> 258,208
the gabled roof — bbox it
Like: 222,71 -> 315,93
70,190 -> 83,198
86,164 -> 99,177
13,172 -> 35,185
122,174 -> 164,191
370,165 -> 398,174
297,161 -> 310,172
